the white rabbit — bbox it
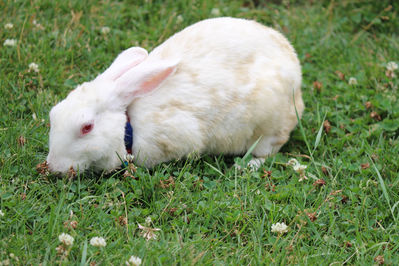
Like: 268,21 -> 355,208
47,17 -> 304,173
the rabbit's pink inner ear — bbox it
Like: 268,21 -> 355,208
99,47 -> 148,81
110,57 -> 147,81
115,59 -> 178,106
135,66 -> 176,97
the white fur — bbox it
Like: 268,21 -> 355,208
47,17 -> 304,173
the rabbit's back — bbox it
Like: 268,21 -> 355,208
129,17 -> 303,167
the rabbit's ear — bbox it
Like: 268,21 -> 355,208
97,47 -> 148,81
114,59 -> 178,106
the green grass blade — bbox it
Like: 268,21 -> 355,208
243,136 -> 261,161
204,161 -> 226,178
235,136 -> 261,168
80,239 -> 88,266
370,156 -> 396,222
313,113 -> 327,153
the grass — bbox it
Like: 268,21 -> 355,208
1,0 -> 399,264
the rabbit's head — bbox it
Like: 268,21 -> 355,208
47,47 -> 178,173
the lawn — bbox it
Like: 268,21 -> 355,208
1,0 -> 399,264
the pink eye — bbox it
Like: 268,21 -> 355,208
81,123 -> 93,135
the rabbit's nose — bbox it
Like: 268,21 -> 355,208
46,161 -> 60,174
46,157 -> 69,175
46,158 -> 56,172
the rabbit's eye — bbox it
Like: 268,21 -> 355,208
81,123 -> 93,135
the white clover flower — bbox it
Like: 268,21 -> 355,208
101,26 -> 110,34
58,233 -> 74,246
4,23 -> 13,29
3,39 -> 17,47
294,163 -> 306,172
288,158 -> 307,172
124,154 -> 134,163
9,253 -> 18,262
386,61 -> 398,72
138,223 -> 161,241
288,158 -> 308,181
211,8 -> 221,16
29,62 -> 39,72
32,20 -> 44,30
0,210 -> 4,216
0,259 -> 10,266
176,15 -> 184,24
271,222 -> 288,234
348,77 -> 358,85
145,216 -> 152,225
90,236 -> 106,247
126,255 -> 142,266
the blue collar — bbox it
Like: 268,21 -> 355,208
124,120 -> 133,154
